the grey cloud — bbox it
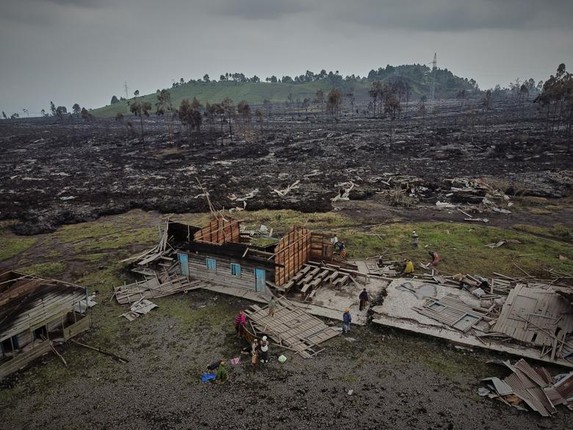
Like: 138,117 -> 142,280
325,0 -> 573,31
208,0 -> 311,20
30,0 -> 104,7
0,0 -> 110,26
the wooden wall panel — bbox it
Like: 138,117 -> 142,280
310,233 -> 334,261
274,226 -> 312,287
0,340 -> 52,380
193,217 -> 241,245
185,253 -> 271,291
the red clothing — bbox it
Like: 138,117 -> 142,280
235,312 -> 246,327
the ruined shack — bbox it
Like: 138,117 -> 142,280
0,270 -> 91,379
122,216 -> 337,301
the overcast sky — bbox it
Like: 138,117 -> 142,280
1,0 -> 572,116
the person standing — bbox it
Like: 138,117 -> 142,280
234,310 -> 246,338
359,288 -> 369,311
268,296 -> 277,317
342,308 -> 352,334
251,338 -> 260,372
260,336 -> 269,364
411,231 -> 419,248
251,338 -> 259,355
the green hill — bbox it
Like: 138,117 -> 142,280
91,65 -> 477,118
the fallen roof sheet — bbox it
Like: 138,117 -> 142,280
484,359 -> 566,416
492,285 -> 573,360
372,279 -> 573,368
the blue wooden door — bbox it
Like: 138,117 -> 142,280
178,253 -> 189,277
254,268 -> 266,292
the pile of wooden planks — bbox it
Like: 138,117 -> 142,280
114,271 -> 202,305
276,263 -> 350,300
244,297 -> 339,358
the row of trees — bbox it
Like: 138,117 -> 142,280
124,89 -> 265,143
368,80 -> 406,119
162,64 -> 477,93
535,63 -> 573,139
2,102 -> 93,121
124,86 -> 353,144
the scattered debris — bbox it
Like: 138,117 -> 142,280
485,240 -> 506,248
332,181 -> 355,201
121,298 -> 158,321
481,359 -> 573,416
464,217 -> 489,223
273,179 -> 300,197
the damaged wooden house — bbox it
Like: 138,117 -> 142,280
116,216 -> 351,305
0,270 -> 91,380
115,216 -> 349,358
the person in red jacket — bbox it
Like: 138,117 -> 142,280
234,310 -> 246,337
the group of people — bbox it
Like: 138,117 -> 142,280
400,251 -> 440,276
248,336 -> 270,370
235,309 -> 271,371
341,288 -> 370,334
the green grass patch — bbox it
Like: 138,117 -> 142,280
236,209 -> 353,236
513,223 -> 572,243
339,222 -> 573,278
21,262 -> 66,277
76,263 -> 126,296
0,228 -> 37,260
52,221 -> 157,254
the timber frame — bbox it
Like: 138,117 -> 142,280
160,217 -> 335,296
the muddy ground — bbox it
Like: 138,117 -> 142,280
1,291 -> 571,430
1,101 -> 572,234
1,102 -> 573,429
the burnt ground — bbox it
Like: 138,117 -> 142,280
1,102 -> 573,429
1,291 -> 572,430
1,100 -> 572,234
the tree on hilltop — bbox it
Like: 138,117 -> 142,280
81,107 -> 94,121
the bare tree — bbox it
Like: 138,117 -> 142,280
129,92 -> 152,143
155,89 -> 175,143
369,81 -> 384,116
326,88 -> 342,119
178,99 -> 202,140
